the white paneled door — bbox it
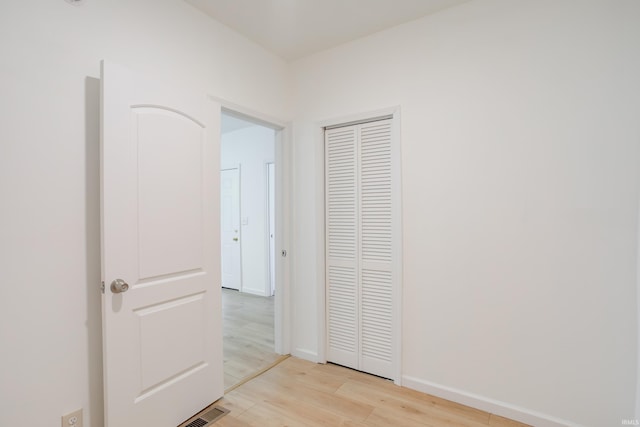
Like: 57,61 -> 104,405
221,168 -> 241,290
325,118 -> 397,380
101,61 -> 223,427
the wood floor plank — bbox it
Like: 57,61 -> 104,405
259,377 -> 374,422
363,407 -> 435,427
335,378 -> 490,427
229,383 -> 358,427
344,369 -> 491,425
233,401 -> 305,427
214,416 -> 253,427
489,413 -> 531,426
259,361 -> 346,394
186,357 -> 532,427
216,394 -> 256,416
223,288 -> 278,390
320,362 -> 498,426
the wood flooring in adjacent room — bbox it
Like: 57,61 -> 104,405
222,288 -> 280,390
211,357 -> 531,427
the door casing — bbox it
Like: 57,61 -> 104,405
214,100 -> 291,356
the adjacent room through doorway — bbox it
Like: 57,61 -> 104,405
220,111 -> 279,389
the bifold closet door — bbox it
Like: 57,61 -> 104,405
326,119 -> 394,380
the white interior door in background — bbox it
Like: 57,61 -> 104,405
101,61 -> 223,427
268,162 -> 276,296
221,168 -> 242,290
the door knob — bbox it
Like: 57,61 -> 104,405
233,237 -> 239,242
110,279 -> 129,294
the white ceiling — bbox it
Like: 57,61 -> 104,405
185,0 -> 470,61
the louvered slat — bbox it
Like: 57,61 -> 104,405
327,266 -> 357,352
326,127 -> 356,260
360,120 -> 392,263
361,269 -> 392,362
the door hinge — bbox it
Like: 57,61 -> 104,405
100,281 -> 105,294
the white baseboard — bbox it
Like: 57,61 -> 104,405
292,348 -> 319,363
402,375 -> 583,427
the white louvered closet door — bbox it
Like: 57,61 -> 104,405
326,126 -> 359,370
326,118 -> 394,380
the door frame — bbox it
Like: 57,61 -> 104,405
266,161 -> 276,297
315,106 -> 403,385
211,96 -> 291,355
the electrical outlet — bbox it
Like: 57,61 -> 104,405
62,409 -> 83,427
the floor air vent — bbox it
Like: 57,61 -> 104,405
183,406 -> 229,427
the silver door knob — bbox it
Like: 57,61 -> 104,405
110,279 -> 129,294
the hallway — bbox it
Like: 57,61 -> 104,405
222,288 -> 279,390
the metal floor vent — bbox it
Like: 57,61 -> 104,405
184,406 -> 229,427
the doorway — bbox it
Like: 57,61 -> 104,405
220,110 -> 284,390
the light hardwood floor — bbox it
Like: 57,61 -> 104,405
222,288 -> 281,390
218,290 -> 529,426
207,357 -> 531,427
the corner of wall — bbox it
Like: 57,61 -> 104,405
291,348 -> 320,364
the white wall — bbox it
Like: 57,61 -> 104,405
290,1 -> 640,426
3,0 -> 640,426
222,125 -> 276,296
0,1 -> 289,426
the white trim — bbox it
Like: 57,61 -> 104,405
262,161 -> 270,297
317,106 -> 400,130
274,124 -> 292,355
238,163 -> 243,293
324,114 -> 393,130
317,106 -> 402,380
636,195 -> 640,420
266,161 -> 276,297
209,94 -> 286,130
213,97 -> 292,356
316,123 -> 328,364
390,109 -> 403,386
402,375 -> 583,427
